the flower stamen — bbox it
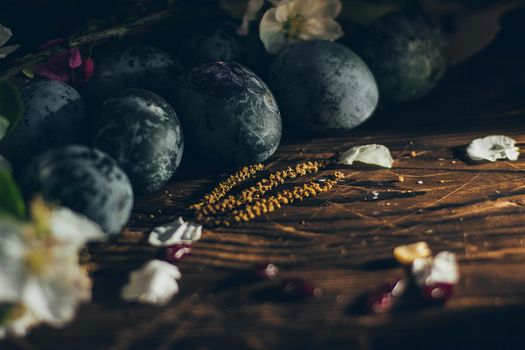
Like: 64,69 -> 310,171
283,15 -> 306,39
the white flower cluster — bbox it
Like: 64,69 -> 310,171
0,199 -> 104,339
260,0 -> 344,54
222,0 -> 344,54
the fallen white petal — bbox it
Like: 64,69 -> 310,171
338,144 -> 394,168
149,217 -> 202,246
122,260 -> 181,306
466,135 -> 519,162
412,251 -> 460,286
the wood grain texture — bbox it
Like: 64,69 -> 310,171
5,10 -> 525,350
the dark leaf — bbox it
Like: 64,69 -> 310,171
0,167 -> 26,220
0,80 -> 24,140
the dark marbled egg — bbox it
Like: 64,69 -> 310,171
22,145 -> 133,235
0,80 -> 86,168
170,61 -> 281,166
359,11 -> 446,103
83,45 -> 183,104
180,24 -> 244,70
94,89 -> 184,195
269,40 -> 378,134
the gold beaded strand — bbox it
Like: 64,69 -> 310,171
193,160 -> 329,221
189,163 -> 265,210
196,171 -> 344,227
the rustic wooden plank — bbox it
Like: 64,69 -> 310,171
5,12 -> 525,350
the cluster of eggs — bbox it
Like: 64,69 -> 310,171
0,11 -> 446,235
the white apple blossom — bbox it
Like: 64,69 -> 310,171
0,221 -> 94,328
259,0 -> 343,54
0,200 -> 104,338
122,260 -> 182,306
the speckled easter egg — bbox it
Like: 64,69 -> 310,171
83,45 -> 183,104
0,80 -> 86,168
22,145 -> 133,235
359,11 -> 446,103
269,40 -> 378,134
170,61 -> 281,166
94,89 -> 184,194
180,24 -> 244,70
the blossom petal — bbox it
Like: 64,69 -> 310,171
149,217 -> 202,246
21,278 -> 55,322
237,16 -> 251,36
0,307 -> 39,339
33,63 -> 70,82
0,155 -> 11,172
412,252 -> 460,287
50,207 -> 105,248
68,48 -> 82,69
237,0 -> 265,35
275,2 -> 294,22
77,57 -> 95,84
45,267 -> 91,326
466,135 -> 519,162
260,8 -> 289,54
297,0 -> 342,19
338,144 -> 394,168
21,246 -> 92,326
122,260 -> 181,305
0,24 -> 13,47
245,0 -> 264,19
0,223 -> 26,301
300,18 -> 343,41
46,51 -> 70,71
0,44 -> 19,59
39,38 -> 64,51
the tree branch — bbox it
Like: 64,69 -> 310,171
0,8 -> 180,80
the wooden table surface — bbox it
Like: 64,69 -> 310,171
6,10 -> 525,350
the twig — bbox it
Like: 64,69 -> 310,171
0,8 -> 180,80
